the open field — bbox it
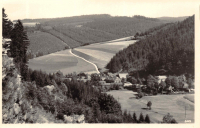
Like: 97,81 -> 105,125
28,37 -> 137,74
73,40 -> 137,69
28,49 -> 97,75
106,90 -> 194,123
28,31 -> 68,55
184,95 -> 194,103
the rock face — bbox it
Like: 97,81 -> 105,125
64,115 -> 85,123
2,52 -> 33,124
13,103 -> 20,115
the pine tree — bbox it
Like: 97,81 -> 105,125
2,8 -> 13,38
10,20 -> 29,80
133,112 -> 137,122
139,113 -> 144,123
123,110 -> 128,123
127,112 -> 133,123
145,114 -> 150,123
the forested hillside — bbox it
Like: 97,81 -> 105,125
83,15 -> 163,37
107,15 -> 194,77
157,16 -> 189,23
19,14 -> 169,48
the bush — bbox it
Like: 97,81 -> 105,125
56,113 -> 64,120
162,113 -> 177,123
138,92 -> 144,98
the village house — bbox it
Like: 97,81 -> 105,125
157,75 -> 167,84
118,73 -> 128,82
62,77 -> 72,81
124,82 -> 132,87
114,77 -> 121,83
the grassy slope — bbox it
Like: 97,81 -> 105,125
27,31 -> 68,55
107,90 -> 194,123
73,40 -> 137,69
28,49 -> 97,75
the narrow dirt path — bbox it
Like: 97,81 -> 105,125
69,49 -> 100,74
60,39 -> 100,74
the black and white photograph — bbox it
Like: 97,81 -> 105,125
1,0 -> 199,126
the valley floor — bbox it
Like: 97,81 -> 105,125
106,90 -> 194,123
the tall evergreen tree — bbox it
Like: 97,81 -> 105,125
10,20 -> 29,80
2,8 -> 13,38
133,112 -> 137,122
145,114 -> 150,123
139,113 -> 144,123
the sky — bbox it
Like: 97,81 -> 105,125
1,0 -> 199,21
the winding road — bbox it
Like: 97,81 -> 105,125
69,49 -> 100,74
62,41 -> 100,74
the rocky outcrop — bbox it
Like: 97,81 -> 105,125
13,103 -> 20,115
2,53 -> 36,124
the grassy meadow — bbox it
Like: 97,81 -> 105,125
106,90 -> 194,123
73,40 -> 138,69
28,49 -> 97,75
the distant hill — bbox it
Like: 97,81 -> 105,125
18,14 -> 169,48
157,16 -> 189,22
20,14 -> 191,51
106,15 -> 194,77
14,14 -> 112,25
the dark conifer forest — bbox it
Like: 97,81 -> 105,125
107,16 -> 194,77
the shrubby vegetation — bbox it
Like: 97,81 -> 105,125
162,113 -> 177,123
